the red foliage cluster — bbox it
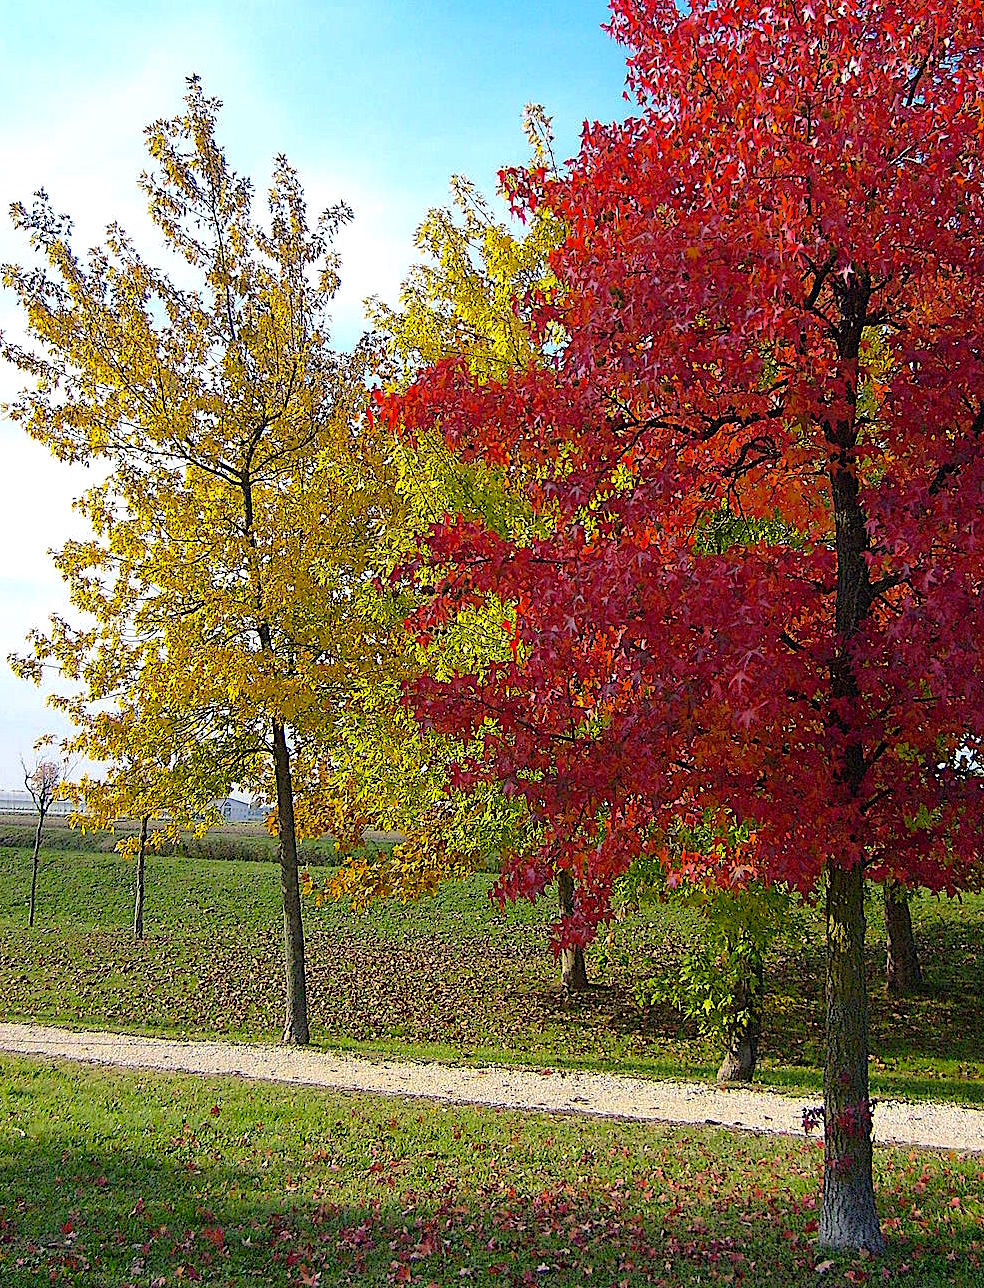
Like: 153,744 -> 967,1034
384,0 -> 984,936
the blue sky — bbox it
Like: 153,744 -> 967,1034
0,0 -> 630,787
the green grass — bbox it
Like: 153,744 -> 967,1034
1,1055 -> 982,1287
1,845 -> 983,1103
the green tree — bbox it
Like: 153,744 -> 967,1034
316,116 -> 589,988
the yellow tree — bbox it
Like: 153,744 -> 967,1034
3,78 -> 392,1044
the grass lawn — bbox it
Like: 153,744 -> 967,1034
0,844 -> 982,1104
1,1055 -> 982,1287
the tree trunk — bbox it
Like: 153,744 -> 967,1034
717,952 -> 763,1083
557,869 -> 588,994
819,862 -> 883,1252
272,720 -> 310,1045
243,478 -> 309,1045
817,284 -> 883,1252
28,813 -> 43,927
884,879 -> 921,996
133,814 -> 148,942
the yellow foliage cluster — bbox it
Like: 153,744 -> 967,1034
3,78 -> 403,864
4,85 -> 557,917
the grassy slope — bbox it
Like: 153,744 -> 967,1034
1,1055 -> 982,1287
0,845 -> 982,1104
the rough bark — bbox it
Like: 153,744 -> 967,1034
717,953 -> 763,1083
820,863 -> 883,1251
133,814 -> 148,942
28,813 -> 43,928
272,719 -> 310,1046
557,869 -> 588,994
884,879 -> 921,995
817,275 -> 883,1252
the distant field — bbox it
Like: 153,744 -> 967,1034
2,1056 -> 982,1287
0,811 -> 395,865
0,843 -> 982,1104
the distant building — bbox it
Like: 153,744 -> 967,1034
216,796 -> 269,823
1,788 -> 268,826
0,789 -> 74,816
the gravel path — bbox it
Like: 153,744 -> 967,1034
2,1020 -> 982,1153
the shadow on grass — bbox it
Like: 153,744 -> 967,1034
870,916 -> 984,1056
745,908 -> 984,1094
2,1135 -> 982,1288
2,1055 -> 984,1288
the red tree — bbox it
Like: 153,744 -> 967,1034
386,0 -> 984,1252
